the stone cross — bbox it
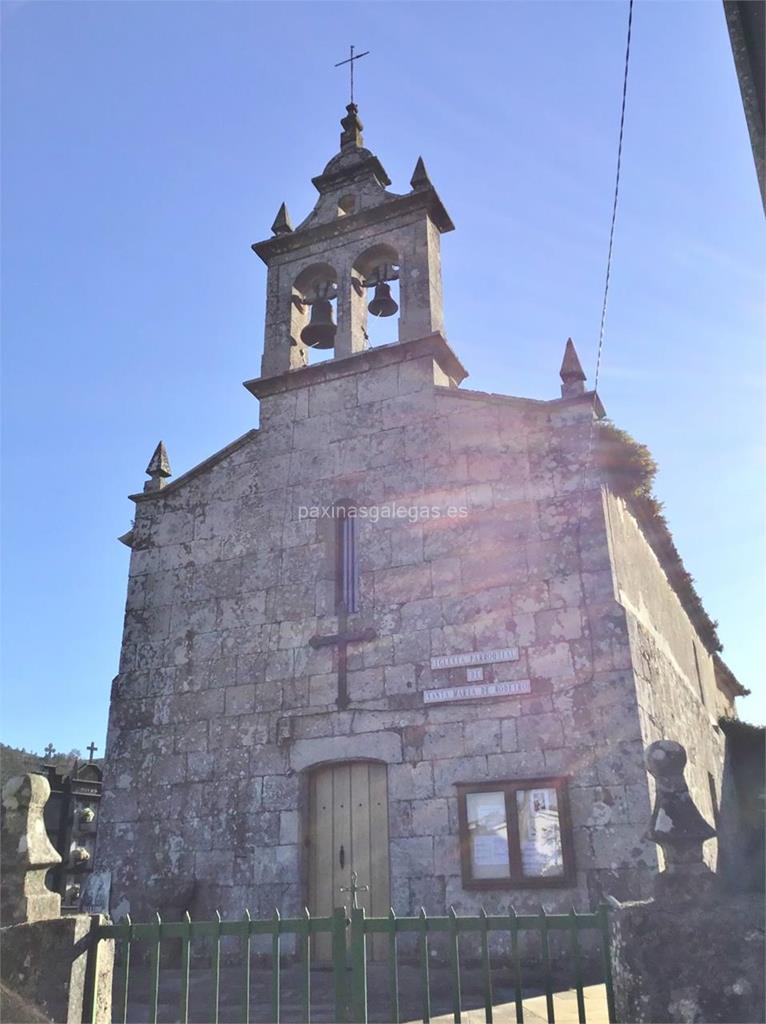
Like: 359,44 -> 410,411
644,739 -> 716,897
340,870 -> 369,910
309,614 -> 377,710
43,743 -> 55,759
1,774 -> 62,925
86,741 -> 98,761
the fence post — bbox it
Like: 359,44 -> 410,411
81,915 -> 116,1024
332,907 -> 349,1024
348,906 -> 367,1024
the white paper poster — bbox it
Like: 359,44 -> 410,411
517,789 -> 563,877
472,833 -> 509,867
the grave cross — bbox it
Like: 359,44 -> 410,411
86,741 -> 98,761
334,45 -> 370,105
44,743 -> 55,759
309,612 -> 377,710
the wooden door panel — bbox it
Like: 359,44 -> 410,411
333,763 -> 352,909
350,763 -> 372,917
308,761 -> 389,961
368,763 -> 390,959
310,766 -> 335,960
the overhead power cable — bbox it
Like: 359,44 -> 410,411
592,0 -> 634,397
578,0 -> 635,524
575,0 -> 635,682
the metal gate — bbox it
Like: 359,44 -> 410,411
91,903 -> 616,1024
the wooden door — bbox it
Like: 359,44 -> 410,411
308,761 -> 390,959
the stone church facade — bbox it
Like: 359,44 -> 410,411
97,104 -> 745,926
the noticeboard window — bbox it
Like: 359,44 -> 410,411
456,777 -> 575,889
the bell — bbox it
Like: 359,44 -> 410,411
300,298 -> 337,349
368,282 -> 398,318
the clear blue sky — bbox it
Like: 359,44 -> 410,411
2,0 -> 763,756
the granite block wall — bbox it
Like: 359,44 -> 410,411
604,493 -> 725,867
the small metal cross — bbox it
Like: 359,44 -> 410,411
340,870 -> 369,910
334,45 -> 370,105
44,743 -> 55,759
86,741 -> 98,761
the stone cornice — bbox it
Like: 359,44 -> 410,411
252,187 -> 454,264
311,153 -> 391,193
243,333 -> 468,399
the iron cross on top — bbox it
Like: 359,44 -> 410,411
334,45 -> 370,105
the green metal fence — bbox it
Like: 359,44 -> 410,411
94,904 -> 615,1024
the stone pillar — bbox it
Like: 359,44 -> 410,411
1,773 -> 62,923
398,216 -> 445,343
0,774 -> 114,1024
608,742 -> 765,1024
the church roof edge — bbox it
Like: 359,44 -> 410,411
437,386 -> 606,419
129,429 -> 259,504
714,654 -> 749,698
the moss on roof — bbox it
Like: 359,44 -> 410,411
597,420 -> 723,654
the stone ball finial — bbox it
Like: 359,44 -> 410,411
645,739 -> 687,786
1,773 -> 62,925
644,740 -> 717,899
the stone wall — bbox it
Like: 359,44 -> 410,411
99,339 -> 693,922
604,493 -> 725,866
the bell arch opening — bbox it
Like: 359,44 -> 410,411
293,262 -> 339,365
353,243 -> 400,349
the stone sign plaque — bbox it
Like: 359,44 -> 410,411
423,679 -> 531,705
430,647 -> 519,671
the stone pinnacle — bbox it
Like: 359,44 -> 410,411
559,338 -> 587,398
410,156 -> 432,191
271,203 -> 293,236
144,441 -> 171,492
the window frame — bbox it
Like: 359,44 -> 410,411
334,500 -> 359,614
455,776 -> 576,890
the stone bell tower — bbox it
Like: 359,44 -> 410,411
253,103 -> 454,376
